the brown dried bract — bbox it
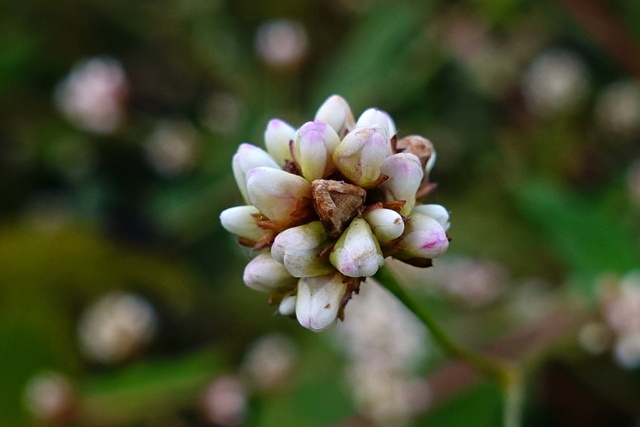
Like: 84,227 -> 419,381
311,179 -> 366,238
396,135 -> 435,169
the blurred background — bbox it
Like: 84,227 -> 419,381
2,0 -> 640,425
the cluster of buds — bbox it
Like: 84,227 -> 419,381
220,95 -> 450,332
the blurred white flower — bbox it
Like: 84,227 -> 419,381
613,332 -> 640,370
77,292 -> 158,364
201,375 -> 247,427
255,19 -> 308,68
55,57 -> 128,133
240,333 -> 298,392
592,272 -> 640,369
578,322 -> 611,355
144,120 -> 201,176
595,81 -> 640,137
335,280 -> 429,425
23,372 -> 76,423
522,49 -> 589,117
200,92 -> 243,134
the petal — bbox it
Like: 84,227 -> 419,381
314,95 -> 356,137
364,208 -> 405,243
243,253 -> 298,293
332,126 -> 388,187
219,205 -> 268,241
295,273 -> 347,332
411,204 -> 450,231
246,167 -> 312,222
264,119 -> 296,166
330,218 -> 384,277
232,143 -> 281,203
378,153 -> 423,216
295,121 -> 340,181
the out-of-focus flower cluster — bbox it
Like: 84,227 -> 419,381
335,281 -> 430,426
579,271 -> 640,369
54,57 -> 128,133
220,95 -> 450,332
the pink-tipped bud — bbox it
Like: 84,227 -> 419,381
378,153 -> 424,216
219,205 -> 269,242
330,218 -> 384,277
243,253 -> 298,293
294,121 -> 340,182
232,143 -> 281,203
246,167 -> 311,222
332,126 -> 388,187
364,208 -> 405,243
411,204 -> 450,231
295,273 -> 347,332
314,95 -> 356,136
398,213 -> 449,259
271,221 -> 334,277
264,119 -> 296,166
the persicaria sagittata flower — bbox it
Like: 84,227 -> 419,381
220,95 -> 450,332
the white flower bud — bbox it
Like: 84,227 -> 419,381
296,273 -> 347,332
271,221 -> 334,277
399,213 -> 449,259
314,94 -> 356,136
411,204 -> 450,231
264,119 -> 296,166
243,253 -> 298,293
294,121 -> 340,182
219,205 -> 269,242
355,108 -> 395,138
332,126 -> 388,188
278,294 -> 297,316
246,167 -> 311,222
232,144 -> 281,203
378,153 -> 424,216
425,150 -> 437,174
364,208 -> 405,243
330,218 -> 384,277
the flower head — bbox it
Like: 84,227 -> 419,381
220,95 -> 450,331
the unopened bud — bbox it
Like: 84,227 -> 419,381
243,253 -> 298,293
378,153 -> 423,216
330,218 -> 384,277
219,205 -> 269,242
278,293 -> 297,316
398,213 -> 449,259
271,221 -> 334,277
264,119 -> 296,166
332,126 -> 388,187
314,94 -> 356,136
295,121 -> 340,181
296,273 -> 347,332
411,204 -> 450,231
232,144 -> 281,203
364,208 -> 405,243
246,167 -> 312,223
355,108 -> 396,141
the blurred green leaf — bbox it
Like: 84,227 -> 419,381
415,380 -> 502,426
514,179 -> 640,289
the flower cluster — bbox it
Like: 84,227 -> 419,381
220,95 -> 450,332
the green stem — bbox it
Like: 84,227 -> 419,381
373,265 -> 523,427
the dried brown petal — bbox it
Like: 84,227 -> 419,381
396,135 -> 435,169
311,179 -> 366,238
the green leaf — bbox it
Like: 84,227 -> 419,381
514,179 -> 640,290
415,380 -> 502,427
